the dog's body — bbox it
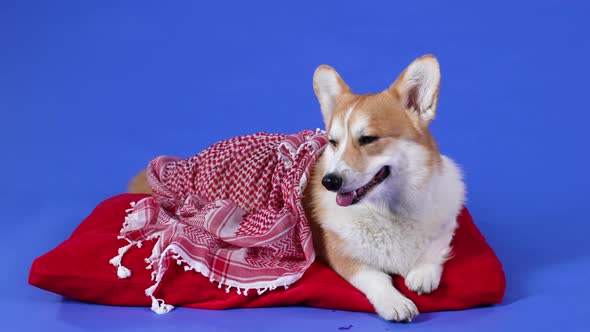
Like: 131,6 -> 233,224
129,55 -> 465,322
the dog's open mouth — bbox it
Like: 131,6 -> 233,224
336,166 -> 391,207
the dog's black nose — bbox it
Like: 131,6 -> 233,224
322,173 -> 343,192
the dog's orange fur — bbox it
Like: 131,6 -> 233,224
128,170 -> 152,194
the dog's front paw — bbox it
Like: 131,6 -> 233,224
372,292 -> 419,322
405,264 -> 442,295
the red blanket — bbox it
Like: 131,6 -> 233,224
29,194 -> 505,314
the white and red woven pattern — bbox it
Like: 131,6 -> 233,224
110,129 -> 328,313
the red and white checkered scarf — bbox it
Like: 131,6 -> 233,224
110,129 -> 328,313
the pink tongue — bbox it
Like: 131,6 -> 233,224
336,192 -> 355,207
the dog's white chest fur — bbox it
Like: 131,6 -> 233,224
317,155 -> 463,277
321,202 -> 432,276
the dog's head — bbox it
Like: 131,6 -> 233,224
313,55 -> 442,207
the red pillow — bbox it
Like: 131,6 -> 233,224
29,194 -> 505,313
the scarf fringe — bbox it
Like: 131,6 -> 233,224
112,236 -> 296,312
109,201 -> 152,279
146,285 -> 174,314
111,203 -> 297,314
167,249 -> 293,297
109,242 -> 134,279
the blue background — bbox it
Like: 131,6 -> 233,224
2,0 -> 589,331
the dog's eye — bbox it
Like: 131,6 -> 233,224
329,139 -> 338,147
358,136 -> 379,146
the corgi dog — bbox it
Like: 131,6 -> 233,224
129,55 -> 465,322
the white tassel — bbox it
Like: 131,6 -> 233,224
118,243 -> 133,255
150,297 -> 174,315
257,288 -> 268,295
225,285 -> 232,293
109,256 -> 121,267
117,266 -> 131,279
146,233 -> 159,241
110,243 -> 134,279
145,284 -> 157,296
243,289 -> 249,296
125,201 -> 137,213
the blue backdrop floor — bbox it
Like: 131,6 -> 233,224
2,1 -> 589,331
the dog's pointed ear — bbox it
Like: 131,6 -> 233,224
390,55 -> 441,125
313,65 -> 351,126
